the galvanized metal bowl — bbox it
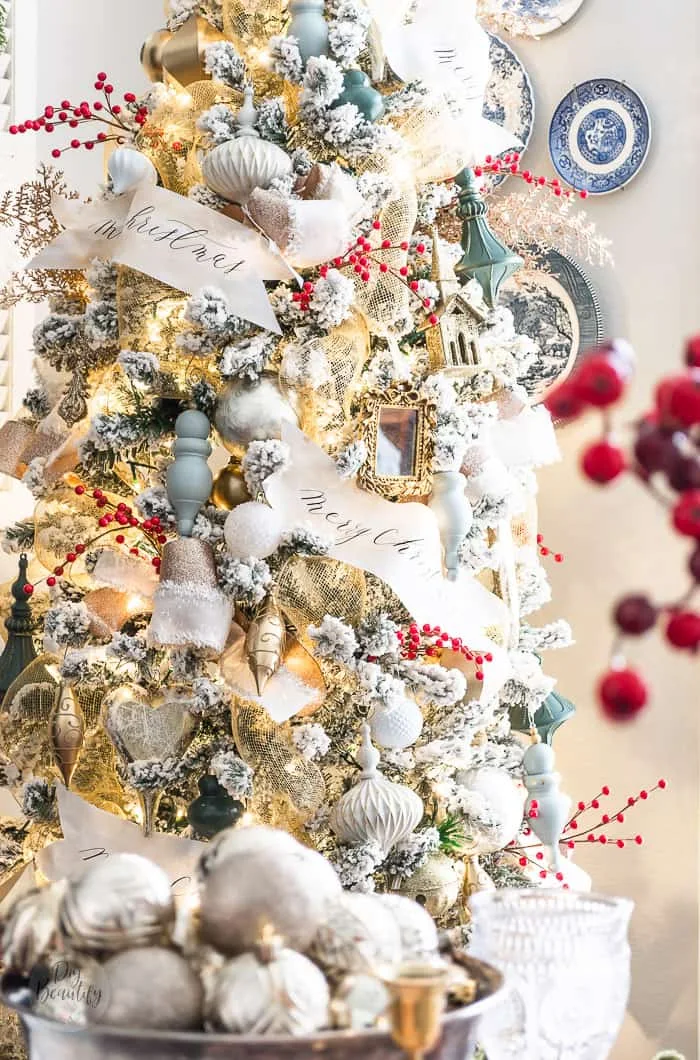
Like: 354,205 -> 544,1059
3,955 -> 504,1060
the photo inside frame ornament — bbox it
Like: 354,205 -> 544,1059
358,386 -> 436,501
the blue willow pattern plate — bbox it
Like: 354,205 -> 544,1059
496,0 -> 586,36
548,79 -> 651,194
501,247 -> 604,405
483,34 -> 535,189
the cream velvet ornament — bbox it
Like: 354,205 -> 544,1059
224,501 -> 284,559
201,86 -> 292,205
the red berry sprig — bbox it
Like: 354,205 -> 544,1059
474,153 -> 591,200
536,533 -> 564,564
509,780 -> 666,881
395,623 -> 493,682
9,74 -> 147,158
21,483 -> 170,596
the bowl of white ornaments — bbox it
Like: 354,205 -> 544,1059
0,825 -> 505,1060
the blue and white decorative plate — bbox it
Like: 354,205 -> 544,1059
494,0 -> 586,36
501,247 -> 604,405
483,34 -> 535,189
548,79 -> 651,194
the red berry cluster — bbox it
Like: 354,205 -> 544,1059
22,483 -> 169,596
395,623 -> 493,682
474,153 -> 590,200
536,532 -> 564,564
510,779 -> 666,881
291,280 -> 316,311
545,336 -> 700,720
9,74 -> 147,158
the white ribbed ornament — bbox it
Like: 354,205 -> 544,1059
329,724 -> 423,852
210,943 -> 330,1035
201,86 -> 293,205
369,696 -> 423,750
107,147 -> 158,195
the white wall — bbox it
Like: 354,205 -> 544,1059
21,1 -> 700,1055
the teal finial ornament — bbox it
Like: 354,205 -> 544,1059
0,553 -> 38,702
287,0 -> 329,65
454,167 -> 523,308
522,738 -> 571,871
166,410 -> 213,537
333,69 -> 385,122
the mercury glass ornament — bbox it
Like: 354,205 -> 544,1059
329,725 -> 423,853
187,775 -> 244,839
87,946 -> 204,1031
201,87 -> 293,205
199,838 -> 341,955
58,854 -> 175,958
210,938 -> 330,1035
310,892 -> 402,980
375,894 -> 439,961
468,890 -> 633,1060
214,375 -> 300,451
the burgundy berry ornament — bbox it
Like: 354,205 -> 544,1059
614,595 -> 657,636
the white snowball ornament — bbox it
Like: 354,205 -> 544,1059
224,501 -> 284,559
107,147 -> 158,195
455,766 -> 525,853
214,377 -> 299,450
310,892 -> 402,980
199,839 -> 342,955
369,697 -> 423,750
210,942 -> 330,1035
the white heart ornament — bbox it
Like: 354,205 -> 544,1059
103,685 -> 196,762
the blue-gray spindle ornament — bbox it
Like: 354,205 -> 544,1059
333,69 -> 385,122
166,410 -> 213,537
287,0 -> 329,64
522,739 -> 571,872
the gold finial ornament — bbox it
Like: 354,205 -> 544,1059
49,683 -> 86,788
245,596 -> 286,694
383,960 -> 450,1060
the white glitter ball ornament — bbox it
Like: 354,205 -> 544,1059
210,943 -> 330,1035
199,840 -> 342,955
310,892 -> 402,980
374,893 -> 439,960
224,501 -> 284,559
369,696 -> 423,749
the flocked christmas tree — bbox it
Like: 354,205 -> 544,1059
0,0 -> 608,930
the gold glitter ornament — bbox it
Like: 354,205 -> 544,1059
49,683 -> 85,788
245,596 -> 285,694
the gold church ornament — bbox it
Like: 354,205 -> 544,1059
357,384 -> 437,502
421,229 -> 488,378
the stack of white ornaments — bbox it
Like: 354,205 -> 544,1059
10,826 -> 444,1036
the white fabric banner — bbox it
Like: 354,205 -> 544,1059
37,786 -> 205,896
31,186 -> 295,334
266,425 -> 509,696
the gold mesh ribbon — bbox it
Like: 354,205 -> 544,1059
390,97 -> 472,184
349,149 -> 418,336
297,308 -> 370,439
511,495 -> 539,551
222,0 -> 287,53
232,699 -> 325,824
275,556 -> 367,645
116,266 -> 188,359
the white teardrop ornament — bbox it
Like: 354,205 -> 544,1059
108,147 -> 158,196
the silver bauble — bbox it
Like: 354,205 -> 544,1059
214,376 -> 299,451
200,842 -> 342,956
310,892 -> 402,981
210,945 -> 330,1035
86,947 -> 203,1030
374,893 -> 439,960
59,854 -> 175,957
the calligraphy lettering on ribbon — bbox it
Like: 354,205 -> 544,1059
30,185 -> 295,334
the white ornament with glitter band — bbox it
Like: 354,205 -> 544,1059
329,724 -> 423,852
